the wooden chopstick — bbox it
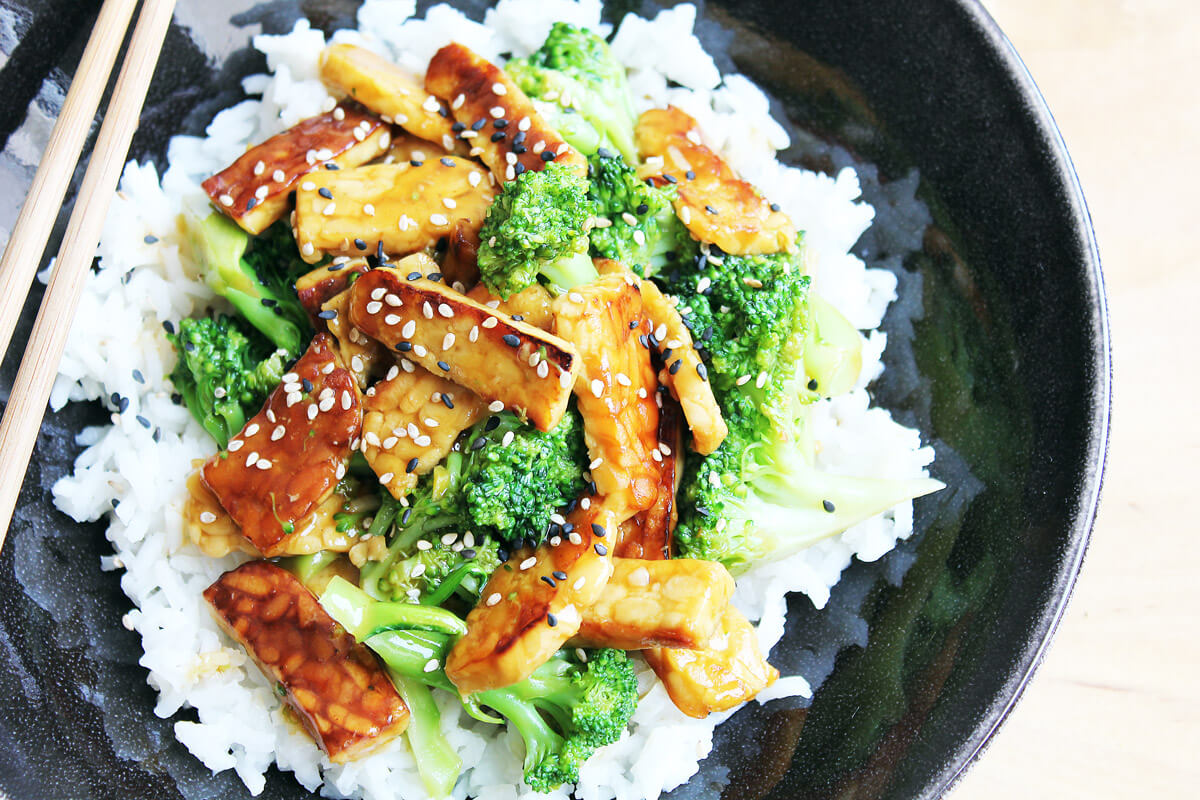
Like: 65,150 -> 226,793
0,0 -> 138,360
0,0 -> 178,548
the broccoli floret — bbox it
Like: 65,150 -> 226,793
462,410 -> 587,546
476,164 -> 597,297
661,247 -> 942,572
533,100 -> 605,156
359,410 -> 585,601
586,151 -> 698,275
506,23 -> 638,163
186,213 -> 313,356
166,314 -> 287,447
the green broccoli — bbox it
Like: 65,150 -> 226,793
166,314 -> 287,447
586,151 -> 697,275
660,247 -> 942,572
185,212 -> 313,356
534,100 -> 605,156
506,23 -> 638,163
476,163 -> 597,298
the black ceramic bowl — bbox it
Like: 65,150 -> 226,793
0,1 -> 1108,798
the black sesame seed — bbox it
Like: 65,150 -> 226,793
471,118 -> 487,131
596,147 -> 617,160
162,320 -> 175,335
376,240 -> 385,260
354,238 -> 367,251
663,173 -> 678,184
324,162 -> 340,170
451,121 -> 465,132
552,570 -> 567,581
132,369 -> 144,384
594,543 -> 607,556
638,334 -> 648,348
502,334 -> 520,347
462,548 -> 477,560
153,427 -> 162,442
442,394 -> 455,409
406,457 -> 419,473
514,162 -> 526,176
484,416 -> 501,432
511,314 -> 524,322
769,202 -> 781,212
628,320 -> 639,329
402,507 -> 413,524
246,197 -> 258,210
136,415 -> 151,429
697,362 -> 709,381
397,341 -> 413,352
407,271 -> 422,280
540,150 -> 556,162
143,234 -> 158,244
410,159 -> 424,167
318,187 -> 333,199
437,360 -> 450,372
470,436 -> 487,451
261,298 -> 277,307
663,348 -> 673,361
497,547 -> 509,562
702,326 -> 714,341
636,203 -> 649,215
440,157 -> 456,167
513,144 -> 527,154
807,378 -> 819,391
490,131 -> 506,142
546,613 -> 558,627
590,522 -> 606,538
301,378 -> 313,393
540,575 -> 556,588
669,359 -> 682,375
428,272 -> 443,282
171,393 -> 182,405
647,333 -> 659,348
327,263 -> 343,271
704,204 -> 718,215
685,170 -> 696,180
822,499 -> 836,513
111,498 -> 119,508
512,130 -> 526,146
318,309 -> 337,320
184,341 -> 195,352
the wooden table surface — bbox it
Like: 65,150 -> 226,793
953,1 -> 1199,796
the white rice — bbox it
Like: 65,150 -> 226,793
48,2 -> 936,798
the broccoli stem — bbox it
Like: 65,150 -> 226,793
279,551 -> 339,584
473,686 -> 564,774
540,251 -> 599,294
387,669 -> 462,800
320,577 -> 467,639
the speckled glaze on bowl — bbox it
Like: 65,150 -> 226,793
0,1 -> 1108,798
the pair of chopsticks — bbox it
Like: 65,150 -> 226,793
0,0 -> 177,548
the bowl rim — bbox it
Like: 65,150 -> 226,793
928,1 -> 1111,795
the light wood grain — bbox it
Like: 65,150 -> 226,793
953,1 -> 1200,797
0,0 -> 137,359
0,0 -> 177,546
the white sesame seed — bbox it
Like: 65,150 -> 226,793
756,371 -> 768,388
301,241 -> 315,257
743,277 -> 764,289
415,434 -> 432,447
286,391 -> 302,407
371,288 -> 387,301
686,129 -> 703,145
651,449 -> 663,462
567,292 -> 584,303
401,320 -> 417,338
366,301 -> 383,314
401,359 -> 415,373
437,303 -> 454,318
505,165 -> 516,181
244,423 -> 260,436
301,181 -> 316,191
385,293 -> 402,307
519,557 -> 537,571
430,213 -> 449,226
267,409 -> 278,422
382,436 -> 398,450
423,658 -> 439,673
322,201 -> 336,216
218,194 -> 233,207
518,116 -> 531,131
452,93 -> 466,109
199,511 -> 217,524
413,344 -> 427,357
422,95 -> 440,112
481,317 -> 498,329
654,323 -> 668,341
486,299 -> 500,308
528,352 -> 541,367
490,106 -> 505,118
616,373 -> 631,387
488,400 -> 504,412
559,371 -> 572,389
378,472 -> 395,485
332,105 -> 345,120
273,169 -> 285,182
680,205 -> 692,224
589,457 -> 603,470
469,146 -> 485,157
536,361 -> 549,379
412,563 -> 428,579
253,160 -> 265,176
573,576 -> 586,590
352,127 -> 366,142
486,592 -> 502,607
422,302 -> 433,319
307,404 -> 318,420
532,140 -> 546,155
468,171 -> 481,187
633,230 -> 646,246
351,355 -> 364,373
271,425 -> 285,441
569,531 -> 582,545
384,313 -> 401,325
256,458 -> 272,470
254,185 -> 269,200
341,391 -> 353,410
423,417 -> 440,428
322,362 -> 336,375
666,339 -> 683,349
502,430 -> 514,447
442,134 -> 455,150
416,539 -> 432,551
580,497 -> 591,510
442,332 -> 455,350
469,325 -> 479,342
621,212 -> 638,226
556,143 -> 569,155
590,378 -> 604,398
336,462 -> 347,480
550,536 -> 562,546
319,396 -> 335,412
244,451 -> 258,467
283,382 -> 302,394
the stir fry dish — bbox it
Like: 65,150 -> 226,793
168,23 -> 943,796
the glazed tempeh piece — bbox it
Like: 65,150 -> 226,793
202,106 -> 390,235
204,561 -> 409,762
616,397 -> 684,560
381,129 -> 452,165
440,219 -> 482,290
571,558 -> 734,650
322,287 -> 386,390
201,334 -> 362,557
361,365 -> 485,499
293,159 -> 494,264
446,502 -> 619,695
644,606 -> 779,719
465,282 -> 556,331
425,43 -> 587,183
348,265 -> 580,431
319,43 -> 467,155
296,259 -> 371,322
597,259 -> 727,454
636,106 -> 795,256
553,273 -> 661,516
